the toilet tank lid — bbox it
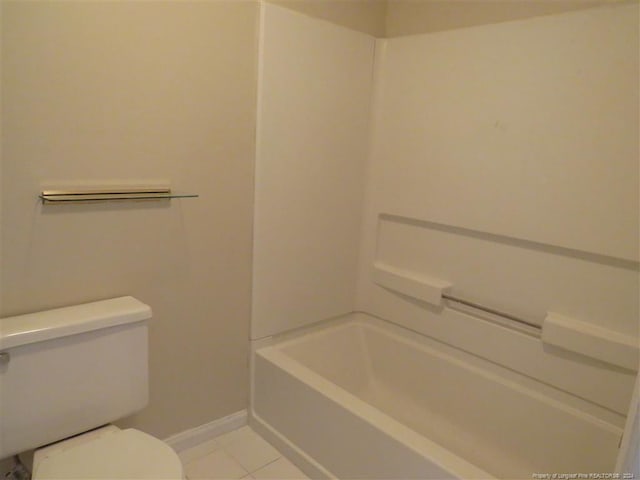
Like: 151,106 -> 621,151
0,297 -> 151,350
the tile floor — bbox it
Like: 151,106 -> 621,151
178,426 -> 310,480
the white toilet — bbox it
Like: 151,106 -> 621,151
0,297 -> 184,479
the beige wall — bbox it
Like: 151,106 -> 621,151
1,0 -> 258,440
268,0 -> 386,36
384,0 -> 629,37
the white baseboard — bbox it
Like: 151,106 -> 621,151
164,409 -> 247,452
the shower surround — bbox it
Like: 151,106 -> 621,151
251,2 -> 639,478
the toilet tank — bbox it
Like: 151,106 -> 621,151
0,297 -> 151,460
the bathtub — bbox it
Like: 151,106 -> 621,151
251,313 -> 622,479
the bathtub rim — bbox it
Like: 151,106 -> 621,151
255,311 -> 626,428
250,311 -> 627,479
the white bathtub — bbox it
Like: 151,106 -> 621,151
251,313 -> 622,479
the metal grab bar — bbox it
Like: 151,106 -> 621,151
442,293 -> 541,330
372,262 -> 541,332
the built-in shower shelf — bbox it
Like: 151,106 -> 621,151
372,262 -> 639,370
39,188 -> 198,204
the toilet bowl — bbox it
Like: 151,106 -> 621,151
32,426 -> 183,480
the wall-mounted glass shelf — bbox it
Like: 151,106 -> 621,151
40,188 -> 199,204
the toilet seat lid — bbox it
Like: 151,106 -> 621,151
33,428 -> 183,479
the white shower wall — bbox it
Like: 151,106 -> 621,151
363,3 -> 639,263
251,3 -> 375,339
357,3 -> 638,334
251,1 -> 638,469
253,0 -> 637,412
356,3 -> 638,415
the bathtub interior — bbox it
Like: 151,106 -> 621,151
277,322 -> 372,396
262,314 -> 625,479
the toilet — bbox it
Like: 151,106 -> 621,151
0,297 -> 184,479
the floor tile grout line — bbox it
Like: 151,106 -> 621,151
247,454 -> 283,475
182,426 -> 310,480
219,430 -> 283,474
222,444 -> 282,476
